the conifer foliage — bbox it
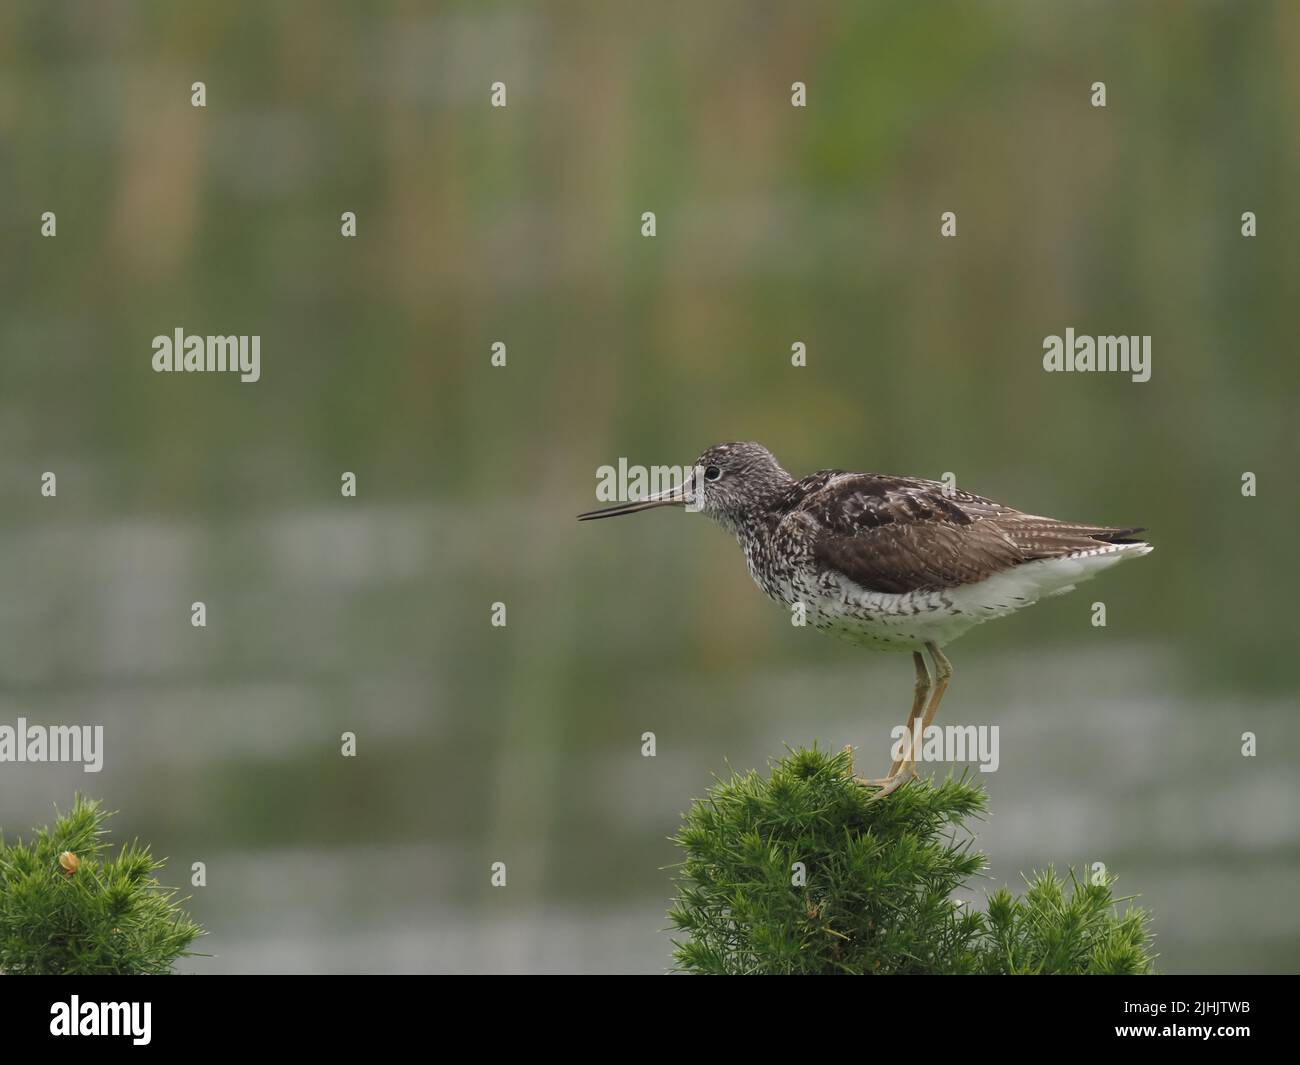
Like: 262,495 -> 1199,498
0,796 -> 204,975
669,747 -> 1155,975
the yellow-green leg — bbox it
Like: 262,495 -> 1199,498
855,651 -> 930,787
867,642 -> 952,800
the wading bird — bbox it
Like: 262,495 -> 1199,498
579,442 -> 1151,796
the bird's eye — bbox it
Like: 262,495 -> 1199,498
704,466 -> 721,481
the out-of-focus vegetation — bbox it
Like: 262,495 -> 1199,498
0,2 -> 1295,972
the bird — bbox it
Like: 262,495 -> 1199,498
578,442 -> 1152,797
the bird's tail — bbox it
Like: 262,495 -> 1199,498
998,515 -> 1152,560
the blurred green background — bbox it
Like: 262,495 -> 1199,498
1,0 -> 1297,973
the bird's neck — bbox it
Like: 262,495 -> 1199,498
726,507 -> 787,602
721,479 -> 790,560
722,507 -> 772,545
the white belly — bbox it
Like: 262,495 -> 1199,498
789,541 -> 1152,652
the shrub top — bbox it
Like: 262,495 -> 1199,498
668,747 -> 1156,975
0,796 -> 204,975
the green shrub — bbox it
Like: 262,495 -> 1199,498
0,795 -> 205,975
669,747 -> 1155,974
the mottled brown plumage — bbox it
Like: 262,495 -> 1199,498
579,442 -> 1152,797
787,471 -> 1146,595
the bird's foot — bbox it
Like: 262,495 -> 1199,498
860,767 -> 917,800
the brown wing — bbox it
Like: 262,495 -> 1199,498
787,472 -> 1145,594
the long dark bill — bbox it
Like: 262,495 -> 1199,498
577,479 -> 693,521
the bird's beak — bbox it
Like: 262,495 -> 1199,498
578,471 -> 697,521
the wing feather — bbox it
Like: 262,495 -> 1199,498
785,472 -> 1145,594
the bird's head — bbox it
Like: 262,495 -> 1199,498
578,441 -> 791,533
